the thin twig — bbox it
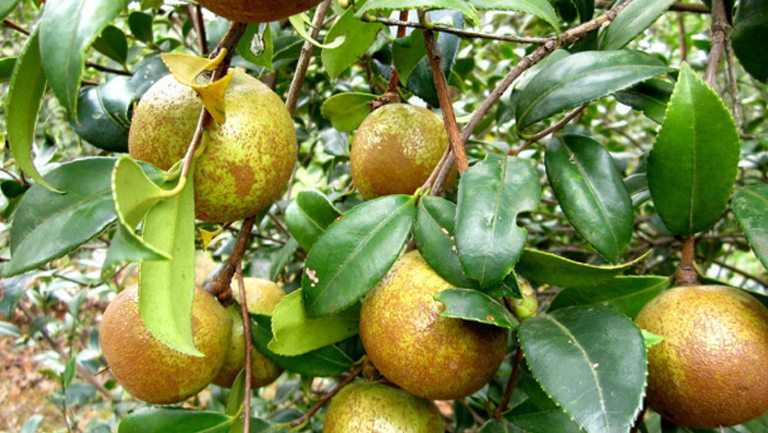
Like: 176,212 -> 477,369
494,348 -> 524,420
723,39 -> 742,131
287,0 -> 332,113
205,216 -> 256,305
289,364 -> 365,428
371,16 -> 548,45
514,104 -> 587,154
236,263 -> 252,433
596,0 -> 709,13
85,62 -> 131,76
703,0 -> 729,86
2,18 -> 30,35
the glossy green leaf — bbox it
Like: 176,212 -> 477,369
225,370 -> 246,417
0,57 -> 16,83
456,154 -> 541,289
130,54 -> 169,96
39,0 -> 129,119
118,407 -> 233,433
479,419 -> 523,433
435,288 -> 519,329
2,158 -> 118,278
302,195 -> 416,318
285,189 -> 343,251
289,14 -> 345,49
0,0 -> 19,20
515,248 -> 652,287
321,93 -> 378,133
518,306 -> 647,433
5,27 -> 61,193
236,24 -> 273,71
250,314 -> 356,377
92,25 -> 128,65
732,185 -> 768,271
505,399 -> 585,433
731,0 -> 768,83
598,0 -> 676,50
471,0 -> 558,34
355,0 -> 480,26
546,134 -> 634,263
614,78 -> 673,124
128,11 -> 154,44
515,50 -> 674,135
69,78 -> 134,153
268,290 -> 359,356
393,29 -> 428,86
414,196 -> 479,289
647,63 -> 740,236
547,275 -> 671,319
138,170 -> 199,356
322,0 -> 384,79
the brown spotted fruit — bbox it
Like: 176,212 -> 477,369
99,285 -> 231,405
359,250 -> 508,401
212,278 -> 286,389
635,285 -> 768,429
350,103 -> 454,200
323,381 -> 444,433
196,0 -> 323,23
129,69 -> 296,223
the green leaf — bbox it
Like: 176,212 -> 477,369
471,0 -> 559,34
321,93 -> 378,133
20,415 -> 44,433
614,78 -> 673,124
456,154 -> 541,289
0,57 -> 16,84
641,329 -> 664,348
731,0 -> 768,83
518,306 -> 647,433
285,190 -> 342,251
63,357 -> 76,387
0,321 -> 22,337
289,14 -> 346,49
92,25 -> 128,66
0,274 -> 33,319
118,407 -> 233,433
647,62 -> 740,236
322,0 -> 384,79
479,419 -> 523,433
269,237 -> 299,281
268,290 -> 360,356
39,0 -> 129,119
3,158 -> 118,278
598,0 -> 676,50
302,195 -> 416,318
128,11 -> 154,44
732,185 -> 768,271
5,26 -> 61,193
225,370 -> 245,417
547,275 -> 671,319
236,24 -> 273,71
505,399 -> 585,433
435,288 -> 519,329
138,170 -> 199,356
414,196 -> 479,289
355,0 -> 480,26
0,0 -> 19,20
515,50 -> 674,136
545,134 -> 634,263
515,248 -> 652,287
69,78 -> 134,153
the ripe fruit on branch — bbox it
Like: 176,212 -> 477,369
129,69 -> 296,223
351,103 -> 453,200
323,381 -> 444,433
359,250 -> 508,400
195,0 -> 324,23
99,286 -> 231,405
635,285 -> 768,429
212,278 -> 286,389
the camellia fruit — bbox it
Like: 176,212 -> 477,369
360,250 -> 508,400
350,103 -> 453,200
212,278 -> 286,389
323,381 -> 444,433
635,285 -> 768,429
129,69 -> 296,223
99,285 -> 231,405
196,0 -> 324,23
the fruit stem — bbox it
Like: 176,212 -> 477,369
204,216 -> 256,304
494,348 -> 524,420
235,263 -> 252,433
288,363 -> 365,428
676,236 -> 699,286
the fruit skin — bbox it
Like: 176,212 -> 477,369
323,381 -> 444,433
212,278 -> 285,389
129,69 -> 296,223
351,103 -> 454,200
99,285 -> 231,405
359,250 -> 508,400
635,285 -> 768,429
196,0 -> 323,23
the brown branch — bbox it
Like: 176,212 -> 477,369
494,348 -> 524,420
287,0 -> 332,113
704,0 -> 730,86
677,13 -> 687,63
289,364 -> 365,428
724,39 -> 742,132
236,264 -> 252,433
85,62 -> 131,76
2,18 -> 30,35
513,104 -> 587,154
205,216 -> 255,305
187,4 -> 209,56
370,16 -> 548,45
596,0 -> 709,13
676,237 -> 698,286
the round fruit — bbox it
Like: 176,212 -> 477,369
635,285 -> 768,429
129,69 -> 296,223
99,285 -> 231,405
212,278 -> 286,389
359,250 -> 508,400
196,0 -> 323,23
350,103 -> 453,200
323,381 -> 444,433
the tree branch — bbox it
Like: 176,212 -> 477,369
287,0 -> 332,113
370,16 -> 548,45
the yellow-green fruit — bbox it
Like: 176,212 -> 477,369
129,70 -> 296,223
212,278 -> 285,389
350,103 -> 453,200
99,286 -> 231,405
360,251 -> 508,400
196,0 -> 323,23
635,285 -> 768,429
323,381 -> 444,433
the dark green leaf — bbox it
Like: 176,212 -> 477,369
355,0 -> 480,26
302,195 -> 416,318
322,0 -> 384,79
129,11 -> 154,44
546,134 -> 634,263
598,0 -> 676,50
285,189 -> 342,251
0,57 -> 16,83
518,306 -> 646,433
479,419 -> 524,433
225,370 -> 245,417
515,50 -> 674,135
435,288 -> 519,329
506,399 -> 585,433
92,25 -> 128,65
269,237 -> 299,281
731,0 -> 768,83
393,29 -> 428,85
471,0 -> 558,34
647,63 -> 740,236
614,78 -> 674,124
456,154 -> 541,289
69,76 -> 135,152
732,185 -> 768,271
0,0 -> 19,20
118,407 -> 233,433
321,93 -> 378,133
